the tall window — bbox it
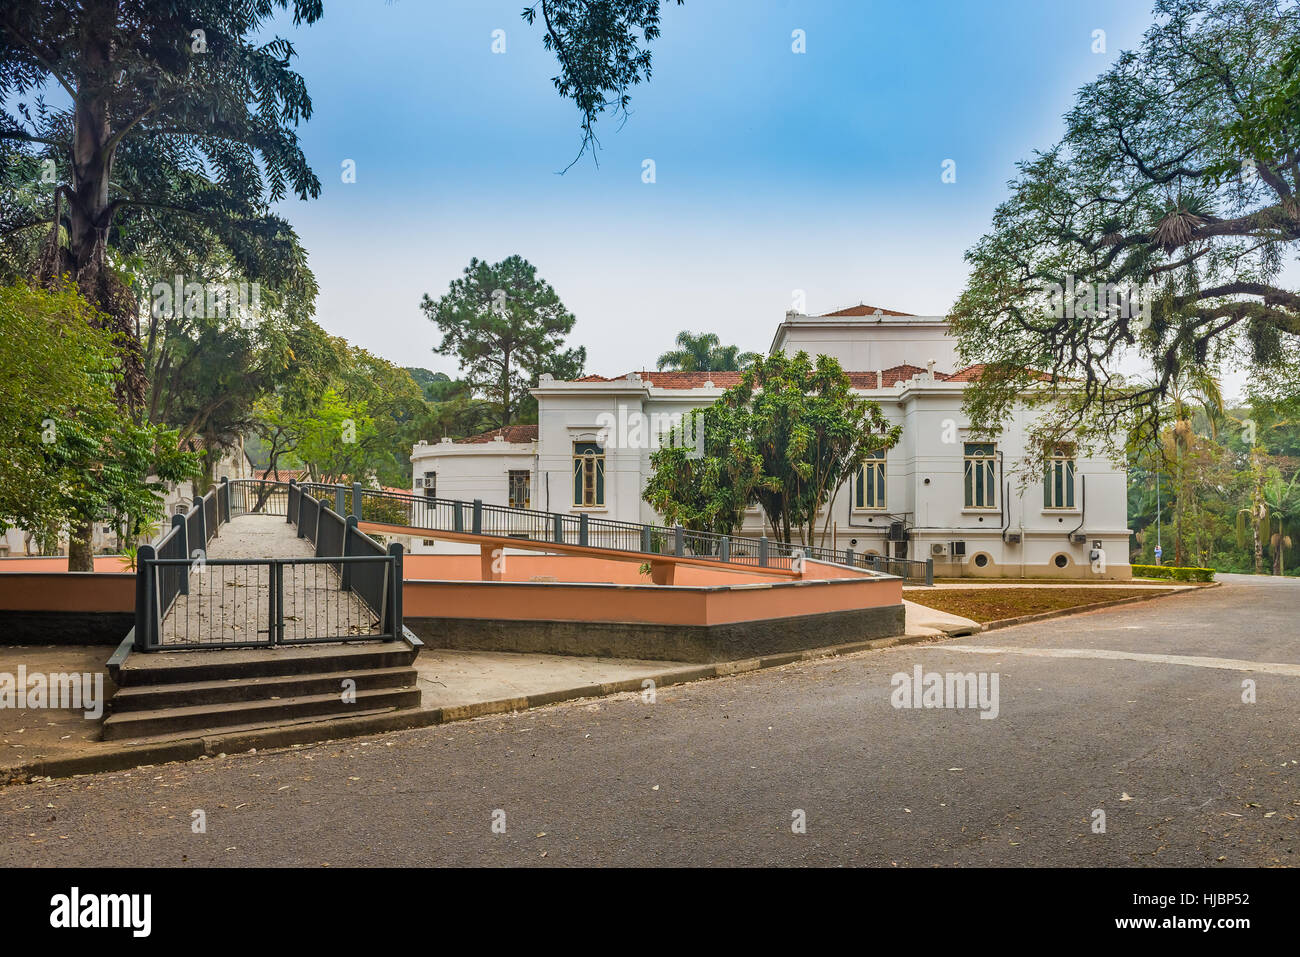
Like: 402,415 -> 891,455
963,442 -> 997,509
508,470 -> 531,509
1044,443 -> 1076,509
854,448 -> 887,509
573,442 -> 605,507
422,471 -> 436,499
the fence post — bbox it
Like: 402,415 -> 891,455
352,482 -> 363,520
719,535 -> 730,564
270,561 -> 283,645
171,513 -> 188,596
640,526 -> 652,554
221,476 -> 231,523
287,479 -> 296,525
342,516 -> 356,589
925,557 -> 934,587
134,543 -> 156,651
472,499 -> 483,535
297,493 -> 308,538
385,542 -> 404,637
759,536 -> 769,567
674,524 -> 685,557
453,501 -> 464,533
192,496 -> 206,556
334,484 -> 345,516
552,513 -> 563,544
845,546 -> 854,567
579,513 -> 589,547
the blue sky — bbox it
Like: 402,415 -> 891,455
269,0 -> 1157,379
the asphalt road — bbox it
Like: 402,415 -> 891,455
2,574 -> 1298,867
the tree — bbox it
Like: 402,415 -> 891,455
1261,468 -> 1300,574
421,256 -> 586,428
656,331 -> 760,372
947,0 -> 1300,469
1,0 -> 324,406
0,281 -> 197,566
1160,367 -> 1225,565
523,0 -> 684,167
645,352 -> 901,546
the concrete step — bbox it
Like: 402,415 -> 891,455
107,667 -> 417,712
105,706 -> 403,747
114,641 -> 417,687
101,686 -> 422,740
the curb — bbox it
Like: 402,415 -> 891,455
978,580 -> 1218,631
2,631 -> 938,784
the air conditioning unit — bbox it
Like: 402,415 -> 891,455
950,540 -> 967,557
887,522 -> 908,542
931,542 -> 947,557
1004,532 -> 1022,545
1069,532 -> 1088,545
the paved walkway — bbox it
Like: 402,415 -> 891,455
4,574 -> 1289,866
161,515 -> 377,646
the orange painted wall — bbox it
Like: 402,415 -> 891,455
402,575 -> 900,627
0,556 -> 130,573
403,552 -> 792,586
0,573 -> 135,613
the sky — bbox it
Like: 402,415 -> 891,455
266,0 -> 1163,381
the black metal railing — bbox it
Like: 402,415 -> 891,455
133,478 -> 402,651
295,480 -> 932,582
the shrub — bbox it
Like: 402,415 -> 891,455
1131,564 -> 1215,583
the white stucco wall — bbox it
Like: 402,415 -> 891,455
407,315 -> 1132,577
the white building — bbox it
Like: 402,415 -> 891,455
410,304 -> 1132,579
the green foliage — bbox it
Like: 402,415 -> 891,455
1,0 -> 324,401
947,0 -> 1300,467
0,281 -> 199,560
645,351 -> 902,545
657,331 -> 760,372
1131,564 -> 1216,583
421,256 -> 586,427
522,0 -> 684,166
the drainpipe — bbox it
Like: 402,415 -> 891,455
1068,475 -> 1086,542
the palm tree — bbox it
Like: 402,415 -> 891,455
1161,368 -> 1224,566
1261,470 -> 1300,575
657,331 -> 760,372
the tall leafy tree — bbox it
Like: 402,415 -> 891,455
657,331 -> 760,372
0,0 -> 324,406
523,0 -> 683,166
421,255 -> 586,428
947,0 -> 1300,469
645,352 -> 901,546
0,281 -> 197,565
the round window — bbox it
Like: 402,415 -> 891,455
1054,554 -> 1069,568
973,553 -> 989,568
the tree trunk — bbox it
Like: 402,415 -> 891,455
1251,448 -> 1265,576
68,517 -> 95,572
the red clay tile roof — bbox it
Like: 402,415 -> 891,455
635,371 -> 744,389
253,467 -> 310,482
946,364 -> 1052,383
819,304 -> 915,317
577,365 -> 953,390
457,425 -> 539,444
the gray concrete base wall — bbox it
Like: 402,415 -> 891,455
0,611 -> 133,646
407,604 -> 906,663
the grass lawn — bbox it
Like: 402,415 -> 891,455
912,587 -> 1175,623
